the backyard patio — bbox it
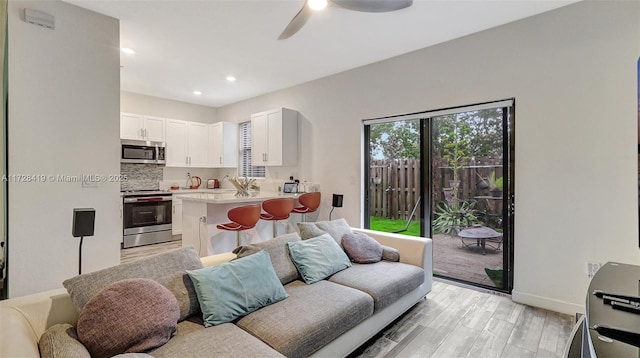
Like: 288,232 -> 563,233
431,233 -> 504,288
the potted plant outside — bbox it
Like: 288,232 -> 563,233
488,171 -> 503,198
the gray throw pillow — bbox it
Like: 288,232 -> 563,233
63,246 -> 203,321
233,232 -> 301,284
297,222 -> 327,240
381,245 -> 400,262
341,232 -> 383,264
315,218 -> 352,246
77,278 -> 180,358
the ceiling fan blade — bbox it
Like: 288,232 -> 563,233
278,1 -> 314,40
331,0 -> 412,13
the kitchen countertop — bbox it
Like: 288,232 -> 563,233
176,191 -> 297,204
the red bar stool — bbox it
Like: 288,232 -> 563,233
260,198 -> 295,238
216,204 -> 261,247
292,192 -> 321,222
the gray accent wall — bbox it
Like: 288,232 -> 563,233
217,1 -> 640,314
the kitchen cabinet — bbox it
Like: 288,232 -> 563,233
172,197 -> 182,235
251,108 -> 298,166
165,119 -> 208,167
120,113 -> 165,142
208,122 -> 238,168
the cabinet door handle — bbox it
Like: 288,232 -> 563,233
144,128 -> 147,138
186,156 -> 189,165
219,156 -> 222,164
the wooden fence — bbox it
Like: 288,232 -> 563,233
369,157 -> 502,220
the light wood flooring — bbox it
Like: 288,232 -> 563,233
121,241 -> 575,358
352,280 -> 574,358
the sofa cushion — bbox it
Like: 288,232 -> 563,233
39,323 -> 90,358
149,322 -> 285,358
187,250 -> 288,326
63,246 -> 202,321
328,261 -> 425,311
236,280 -> 374,358
287,233 -> 351,284
341,231 -> 383,263
76,278 -> 179,358
233,232 -> 300,284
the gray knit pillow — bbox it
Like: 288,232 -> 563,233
341,232 -> 383,264
77,278 -> 179,358
39,323 -> 91,358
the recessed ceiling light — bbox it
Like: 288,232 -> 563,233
226,76 -> 237,82
308,0 -> 327,11
121,48 -> 136,55
193,90 -> 202,96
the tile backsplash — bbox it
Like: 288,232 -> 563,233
120,164 -> 163,191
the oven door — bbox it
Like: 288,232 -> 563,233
123,198 -> 172,234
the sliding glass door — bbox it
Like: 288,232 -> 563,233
364,119 -> 423,237
364,100 -> 514,292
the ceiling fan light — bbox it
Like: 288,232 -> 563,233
308,0 -> 328,11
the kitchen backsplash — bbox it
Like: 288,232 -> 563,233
121,164 -> 163,191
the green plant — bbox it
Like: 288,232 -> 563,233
439,120 -> 472,203
488,171 -> 503,191
432,201 -> 479,235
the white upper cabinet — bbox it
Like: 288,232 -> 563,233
120,113 -> 165,142
165,119 -> 188,167
187,122 -> 208,167
251,108 -> 298,166
208,122 -> 238,168
165,119 -> 209,168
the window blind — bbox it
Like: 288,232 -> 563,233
239,121 -> 265,178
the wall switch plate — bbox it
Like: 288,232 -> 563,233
587,262 -> 601,278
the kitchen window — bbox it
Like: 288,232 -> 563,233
239,121 -> 265,178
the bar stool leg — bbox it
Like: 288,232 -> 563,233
236,231 -> 241,247
272,221 -> 278,238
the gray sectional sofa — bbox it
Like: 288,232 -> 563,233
0,227 -> 432,358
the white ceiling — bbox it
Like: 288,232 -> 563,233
64,0 -> 579,108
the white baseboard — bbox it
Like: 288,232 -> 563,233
512,290 -> 585,316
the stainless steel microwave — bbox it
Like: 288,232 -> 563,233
121,139 -> 166,164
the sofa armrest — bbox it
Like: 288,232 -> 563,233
351,228 -> 432,270
0,306 -> 43,357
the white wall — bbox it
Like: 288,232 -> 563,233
217,1 -> 640,314
121,91 -> 217,124
7,1 -> 120,297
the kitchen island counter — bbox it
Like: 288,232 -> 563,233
179,191 -> 309,256
176,190 -> 294,204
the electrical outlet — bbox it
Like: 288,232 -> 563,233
587,262 -> 601,278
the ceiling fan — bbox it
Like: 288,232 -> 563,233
278,0 -> 413,40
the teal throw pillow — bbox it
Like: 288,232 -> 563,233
287,233 -> 352,284
186,250 -> 288,327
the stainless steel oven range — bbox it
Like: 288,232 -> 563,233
122,191 -> 174,248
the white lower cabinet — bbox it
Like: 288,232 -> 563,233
172,198 -> 182,235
